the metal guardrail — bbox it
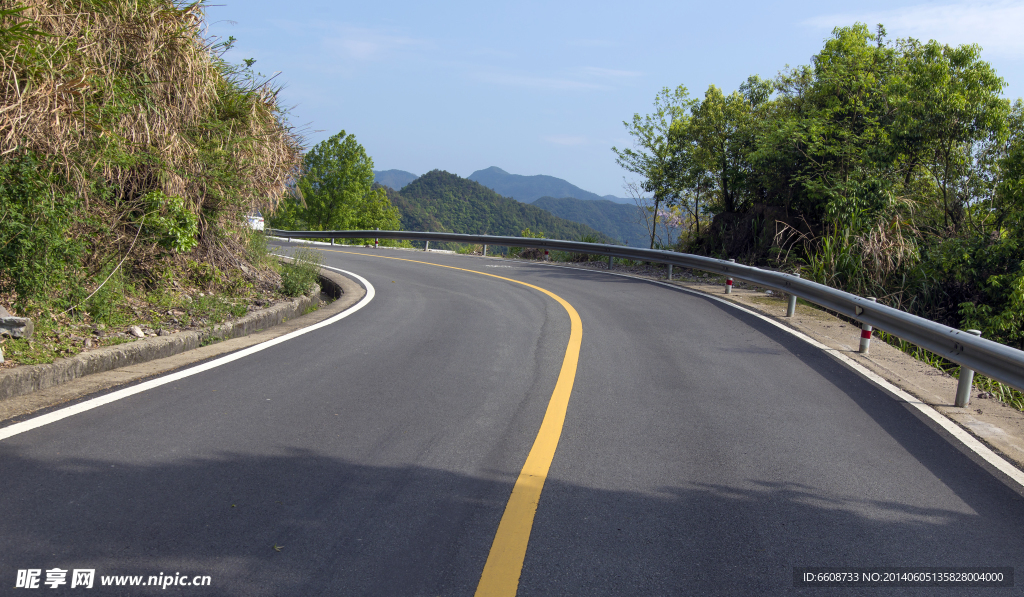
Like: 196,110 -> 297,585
270,228 -> 1024,395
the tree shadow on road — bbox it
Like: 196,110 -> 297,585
2,443 -> 1021,596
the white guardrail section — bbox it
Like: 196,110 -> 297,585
270,229 -> 1024,394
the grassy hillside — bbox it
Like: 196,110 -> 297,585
531,196 -> 649,247
389,170 -> 615,243
0,1 -> 302,365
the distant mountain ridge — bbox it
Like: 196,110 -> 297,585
382,170 -> 615,244
373,166 -> 644,244
531,196 -> 649,247
468,167 -> 631,204
373,169 -> 418,191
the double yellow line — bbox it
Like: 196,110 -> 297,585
321,249 -> 581,596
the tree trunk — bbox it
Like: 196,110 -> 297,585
650,195 -> 662,249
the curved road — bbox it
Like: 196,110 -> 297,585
2,245 -> 1023,595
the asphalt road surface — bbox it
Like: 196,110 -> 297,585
3,244 -> 1023,596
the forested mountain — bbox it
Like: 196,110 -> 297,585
468,166 -> 630,204
373,169 -> 418,190
386,170 -> 615,242
531,196 -> 649,247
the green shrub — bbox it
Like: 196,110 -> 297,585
280,247 -> 322,297
0,152 -> 85,312
139,190 -> 199,253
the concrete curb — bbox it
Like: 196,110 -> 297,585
0,267 -> 346,404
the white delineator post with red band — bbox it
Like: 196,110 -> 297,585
859,297 -> 877,354
725,259 -> 735,294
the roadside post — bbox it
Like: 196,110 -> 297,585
374,228 -> 379,249
859,297 -> 877,354
787,273 -> 800,317
725,259 -> 735,294
955,330 -> 984,407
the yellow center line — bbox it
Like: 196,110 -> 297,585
318,248 -> 581,597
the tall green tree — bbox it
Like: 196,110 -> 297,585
687,84 -> 761,214
271,130 -> 401,233
788,24 -> 902,226
612,21 -> 1024,351
896,39 -> 1008,233
995,101 -> 1024,232
613,85 -> 695,248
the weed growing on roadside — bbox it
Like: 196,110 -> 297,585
279,247 -> 322,297
456,244 -> 482,255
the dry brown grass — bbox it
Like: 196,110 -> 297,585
0,0 -> 301,221
0,0 -> 303,316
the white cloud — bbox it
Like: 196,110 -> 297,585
320,26 -> 426,62
803,1 -> 1024,57
543,135 -> 588,146
477,72 -> 606,91
582,67 -> 643,78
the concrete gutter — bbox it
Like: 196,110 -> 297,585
0,267 -> 352,405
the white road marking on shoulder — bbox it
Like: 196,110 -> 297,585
0,266 -> 374,442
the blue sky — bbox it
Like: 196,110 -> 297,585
206,1 -> 1024,198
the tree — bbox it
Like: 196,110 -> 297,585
270,130 -> 401,233
789,24 -> 901,226
687,85 -> 754,214
896,39 -> 1008,233
995,101 -> 1024,232
613,85 -> 695,248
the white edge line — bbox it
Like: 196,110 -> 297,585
0,266 -> 375,442
534,262 -> 1024,491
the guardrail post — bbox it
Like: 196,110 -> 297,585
787,273 -> 800,317
424,241 -> 429,251
725,259 -> 735,294
607,255 -> 613,270
483,244 -> 487,256
331,237 -> 334,245
859,297 -> 877,354
667,264 -> 673,280
374,228 -> 379,249
955,329 -> 984,407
